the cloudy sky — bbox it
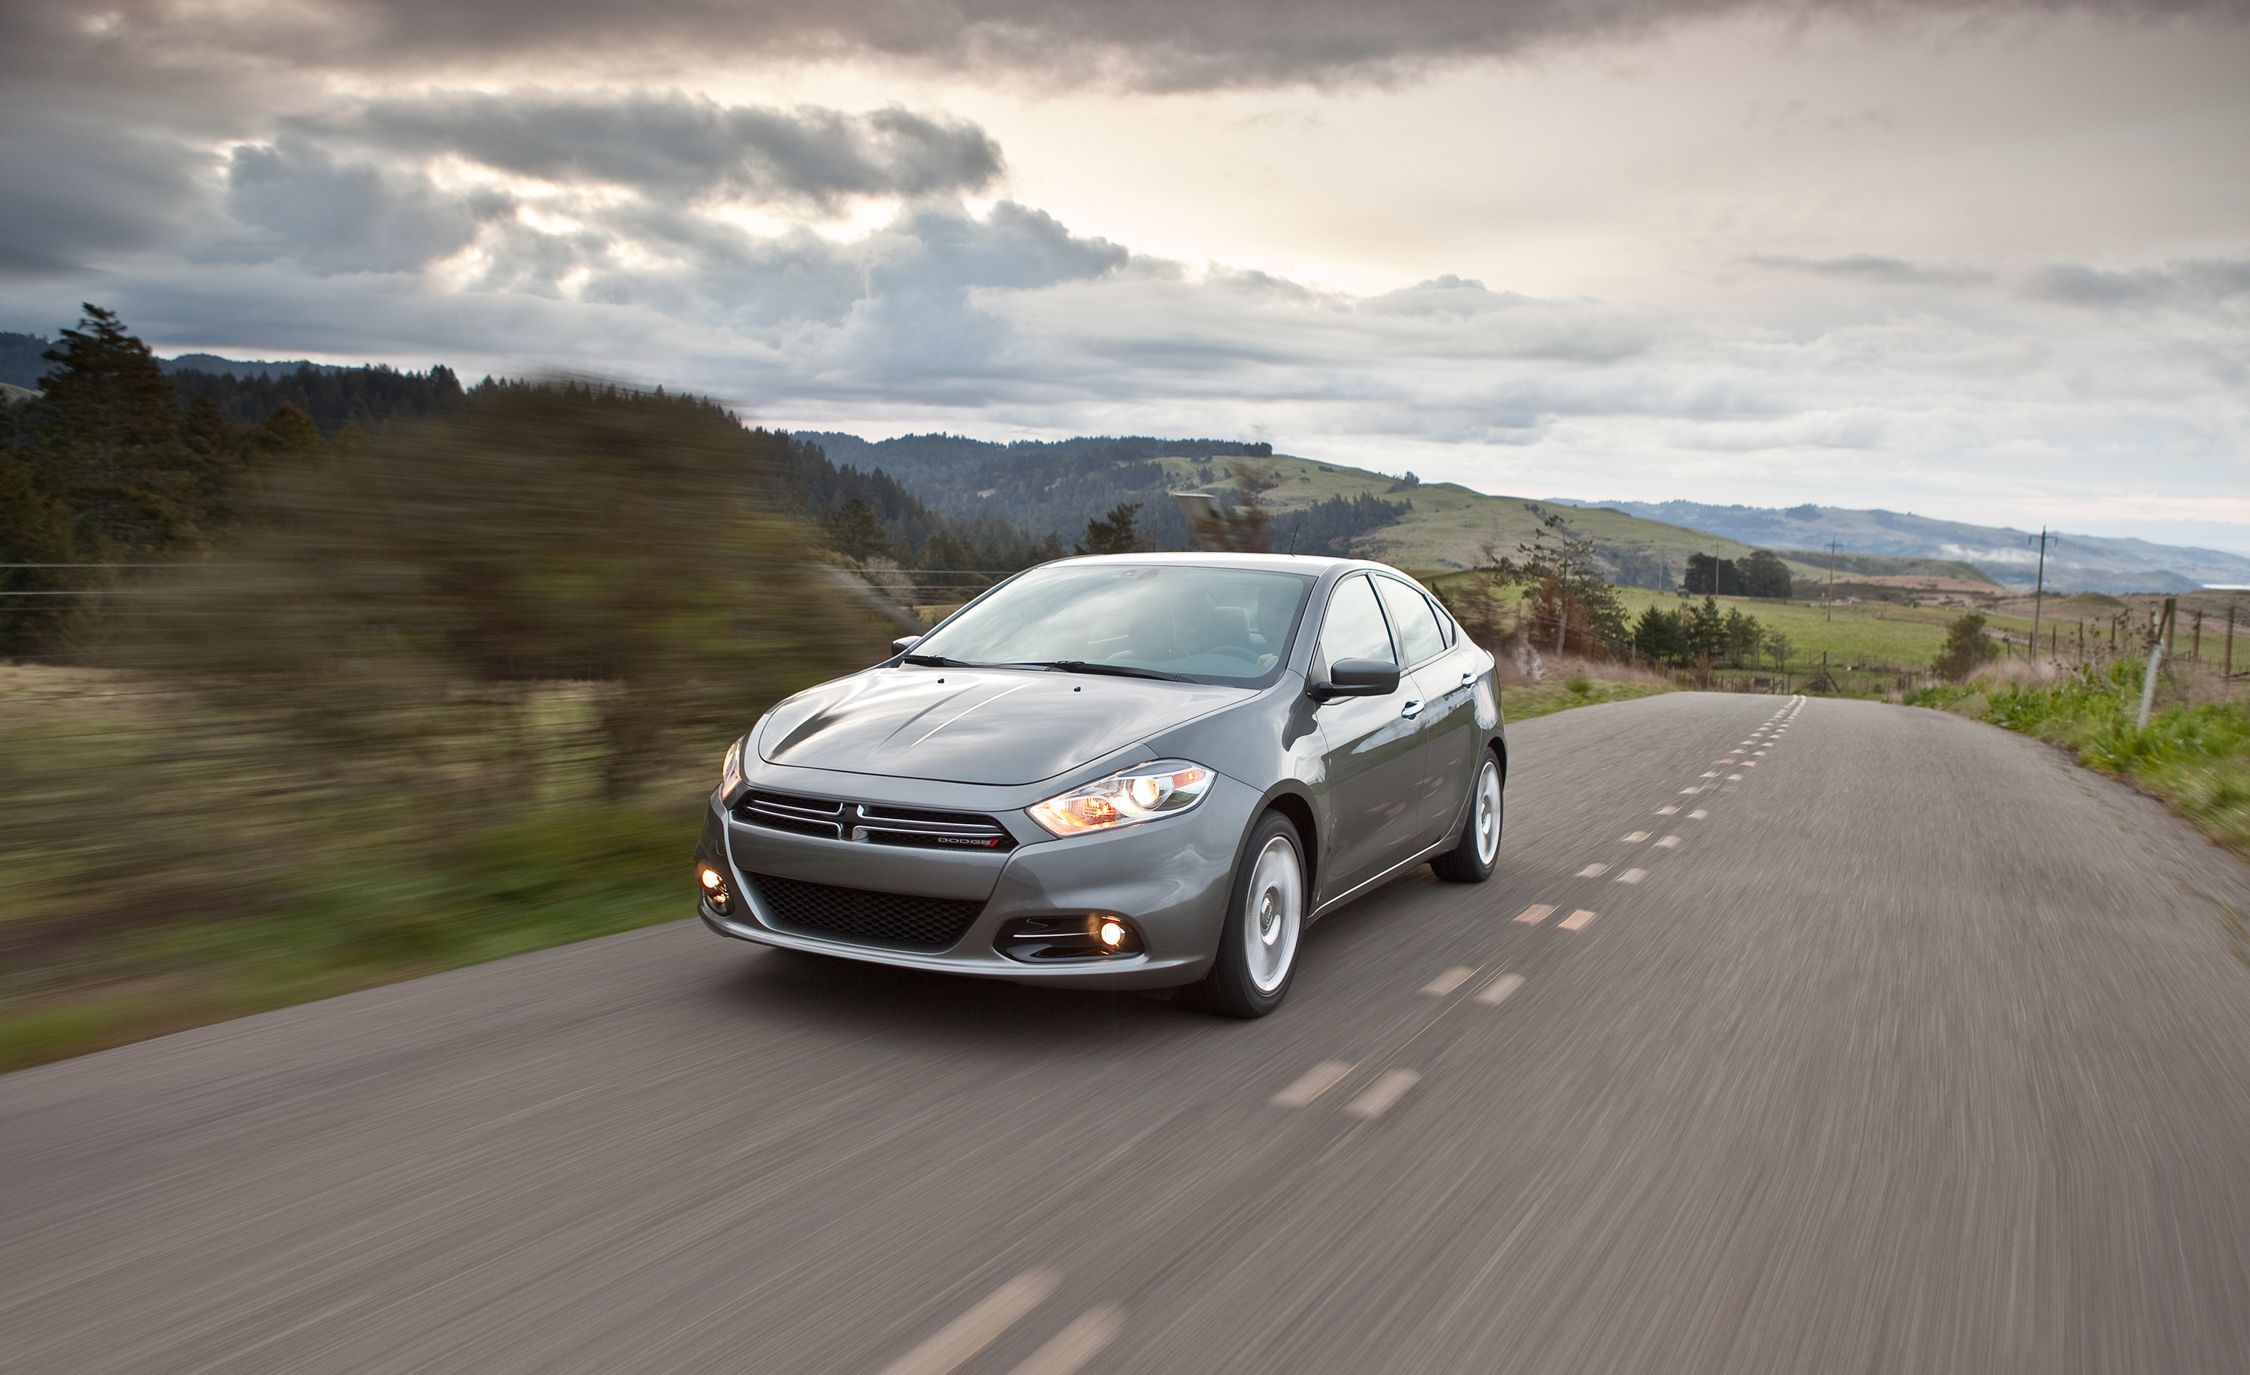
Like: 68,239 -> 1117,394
4,0 -> 2247,552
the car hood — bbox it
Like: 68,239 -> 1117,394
756,667 -> 1256,786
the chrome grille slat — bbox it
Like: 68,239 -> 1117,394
734,791 -> 1014,852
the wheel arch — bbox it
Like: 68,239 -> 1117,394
1257,784 -> 1320,905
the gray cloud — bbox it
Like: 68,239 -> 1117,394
0,113 -> 215,278
299,92 -> 1003,206
1749,254 -> 1993,287
2028,257 -> 2250,309
10,0 -> 2246,94
216,140 -> 516,275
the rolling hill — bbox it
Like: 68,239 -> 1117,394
808,432 -> 1983,591
1559,499 -> 2250,594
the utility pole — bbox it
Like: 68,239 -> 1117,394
2027,527 -> 2057,662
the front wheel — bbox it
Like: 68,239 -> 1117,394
1431,753 -> 1501,883
1190,812 -> 1306,1018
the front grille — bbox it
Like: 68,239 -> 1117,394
738,790 -> 846,839
737,790 -> 1014,852
748,873 -> 985,950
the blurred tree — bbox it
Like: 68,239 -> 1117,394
248,404 -> 325,465
122,384 -> 884,803
1935,613 -> 2000,681
821,498 -> 892,562
1076,501 -> 1142,555
0,452 -> 84,655
1488,506 -> 1628,657
25,305 -> 199,552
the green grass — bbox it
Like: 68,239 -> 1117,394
1504,676 -> 1675,722
1909,664 -> 2250,857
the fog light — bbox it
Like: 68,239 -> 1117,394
1097,918 -> 1128,949
697,864 -> 733,914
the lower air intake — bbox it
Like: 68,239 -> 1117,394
748,874 -> 985,951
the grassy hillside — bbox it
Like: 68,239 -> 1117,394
1159,452 -> 1995,593
1162,454 -> 1771,587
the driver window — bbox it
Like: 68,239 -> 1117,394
1318,575 -> 1395,671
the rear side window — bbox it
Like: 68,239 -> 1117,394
1376,578 -> 1447,665
1318,574 -> 1395,668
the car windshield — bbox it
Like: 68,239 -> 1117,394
910,564 -> 1315,685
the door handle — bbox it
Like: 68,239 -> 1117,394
1459,670 -> 1475,687
1400,699 -> 1424,719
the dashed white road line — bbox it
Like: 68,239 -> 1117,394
1271,1060 -> 1355,1108
1422,966 -> 1477,997
1655,835 -> 1681,849
1727,773 -> 1744,782
1622,831 -> 1650,843
1475,973 -> 1525,1006
1514,903 -> 1555,925
1010,1307 -> 1126,1375
1681,786 -> 1703,795
1689,808 -> 1709,820
1701,771 -> 1721,779
1344,1069 -> 1422,1120
1615,868 -> 1647,885
1657,804 -> 1680,816
1559,908 -> 1599,931
1576,863 -> 1610,877
880,1270 -> 1061,1375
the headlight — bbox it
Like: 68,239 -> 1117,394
1027,760 -> 1214,837
719,736 -> 746,797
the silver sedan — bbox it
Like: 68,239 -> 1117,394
696,552 -> 1505,1015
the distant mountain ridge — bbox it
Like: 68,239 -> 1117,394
1,330 -> 348,390
1553,499 -> 2250,594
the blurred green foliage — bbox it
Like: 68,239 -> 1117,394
2,383 -> 888,1070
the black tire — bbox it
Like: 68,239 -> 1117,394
1190,811 -> 1307,1018
1431,752 -> 1502,884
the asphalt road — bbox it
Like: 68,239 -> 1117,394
6,693 -> 2249,1374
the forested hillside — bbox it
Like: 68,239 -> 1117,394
0,308 -> 1059,657
798,431 -> 1411,555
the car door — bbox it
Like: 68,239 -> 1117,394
1310,573 -> 1434,899
1374,575 -> 1478,845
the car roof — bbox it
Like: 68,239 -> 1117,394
1045,551 -> 1401,577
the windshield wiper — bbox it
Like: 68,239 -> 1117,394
900,652 -> 967,667
998,659 -> 1194,683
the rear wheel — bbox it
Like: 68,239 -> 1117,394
1191,812 -> 1305,1017
1432,753 -> 1501,883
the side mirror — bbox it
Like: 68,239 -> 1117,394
890,635 -> 922,656
1312,657 -> 1400,699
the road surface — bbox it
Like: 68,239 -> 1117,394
5,693 -> 2249,1374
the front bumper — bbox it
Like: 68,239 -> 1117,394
695,767 -> 1256,990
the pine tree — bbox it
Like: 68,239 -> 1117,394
25,305 -> 198,551
1076,502 -> 1142,555
248,404 -> 325,464
0,453 -> 83,656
